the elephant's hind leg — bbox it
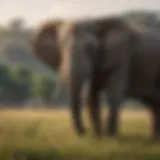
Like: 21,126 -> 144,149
142,96 -> 160,138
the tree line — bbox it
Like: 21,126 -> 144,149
0,64 -> 68,107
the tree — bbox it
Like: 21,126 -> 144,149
0,65 -> 33,106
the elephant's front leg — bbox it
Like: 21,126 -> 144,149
86,76 -> 104,137
105,65 -> 128,137
106,95 -> 121,137
69,76 -> 86,136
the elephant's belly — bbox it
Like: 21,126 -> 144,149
127,71 -> 156,99
128,57 -> 159,97
127,86 -> 154,98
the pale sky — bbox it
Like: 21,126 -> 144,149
0,0 -> 160,27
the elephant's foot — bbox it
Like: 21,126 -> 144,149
106,129 -> 118,137
106,116 -> 118,137
76,125 -> 86,136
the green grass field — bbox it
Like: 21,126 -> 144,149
0,108 -> 160,160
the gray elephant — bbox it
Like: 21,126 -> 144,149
32,16 -> 160,138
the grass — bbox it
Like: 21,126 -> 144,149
0,107 -> 159,160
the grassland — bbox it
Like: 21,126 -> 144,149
0,107 -> 160,160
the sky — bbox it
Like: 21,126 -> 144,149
0,0 -> 160,27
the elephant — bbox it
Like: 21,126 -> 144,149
32,16 -> 160,138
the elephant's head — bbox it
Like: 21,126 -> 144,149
31,19 -> 63,70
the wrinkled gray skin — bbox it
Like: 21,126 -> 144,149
62,17 -> 160,138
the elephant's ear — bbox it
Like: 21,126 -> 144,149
31,20 -> 63,70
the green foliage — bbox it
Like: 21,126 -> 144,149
0,65 -> 33,105
33,76 -> 56,105
11,66 -> 33,85
0,64 -> 69,106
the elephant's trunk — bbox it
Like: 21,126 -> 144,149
59,46 -> 92,135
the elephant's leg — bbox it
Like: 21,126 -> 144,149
152,76 -> 160,137
151,107 -> 160,138
141,96 -> 160,138
106,93 -> 121,137
86,77 -> 103,137
105,65 -> 128,137
103,28 -> 131,136
69,77 -> 86,136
